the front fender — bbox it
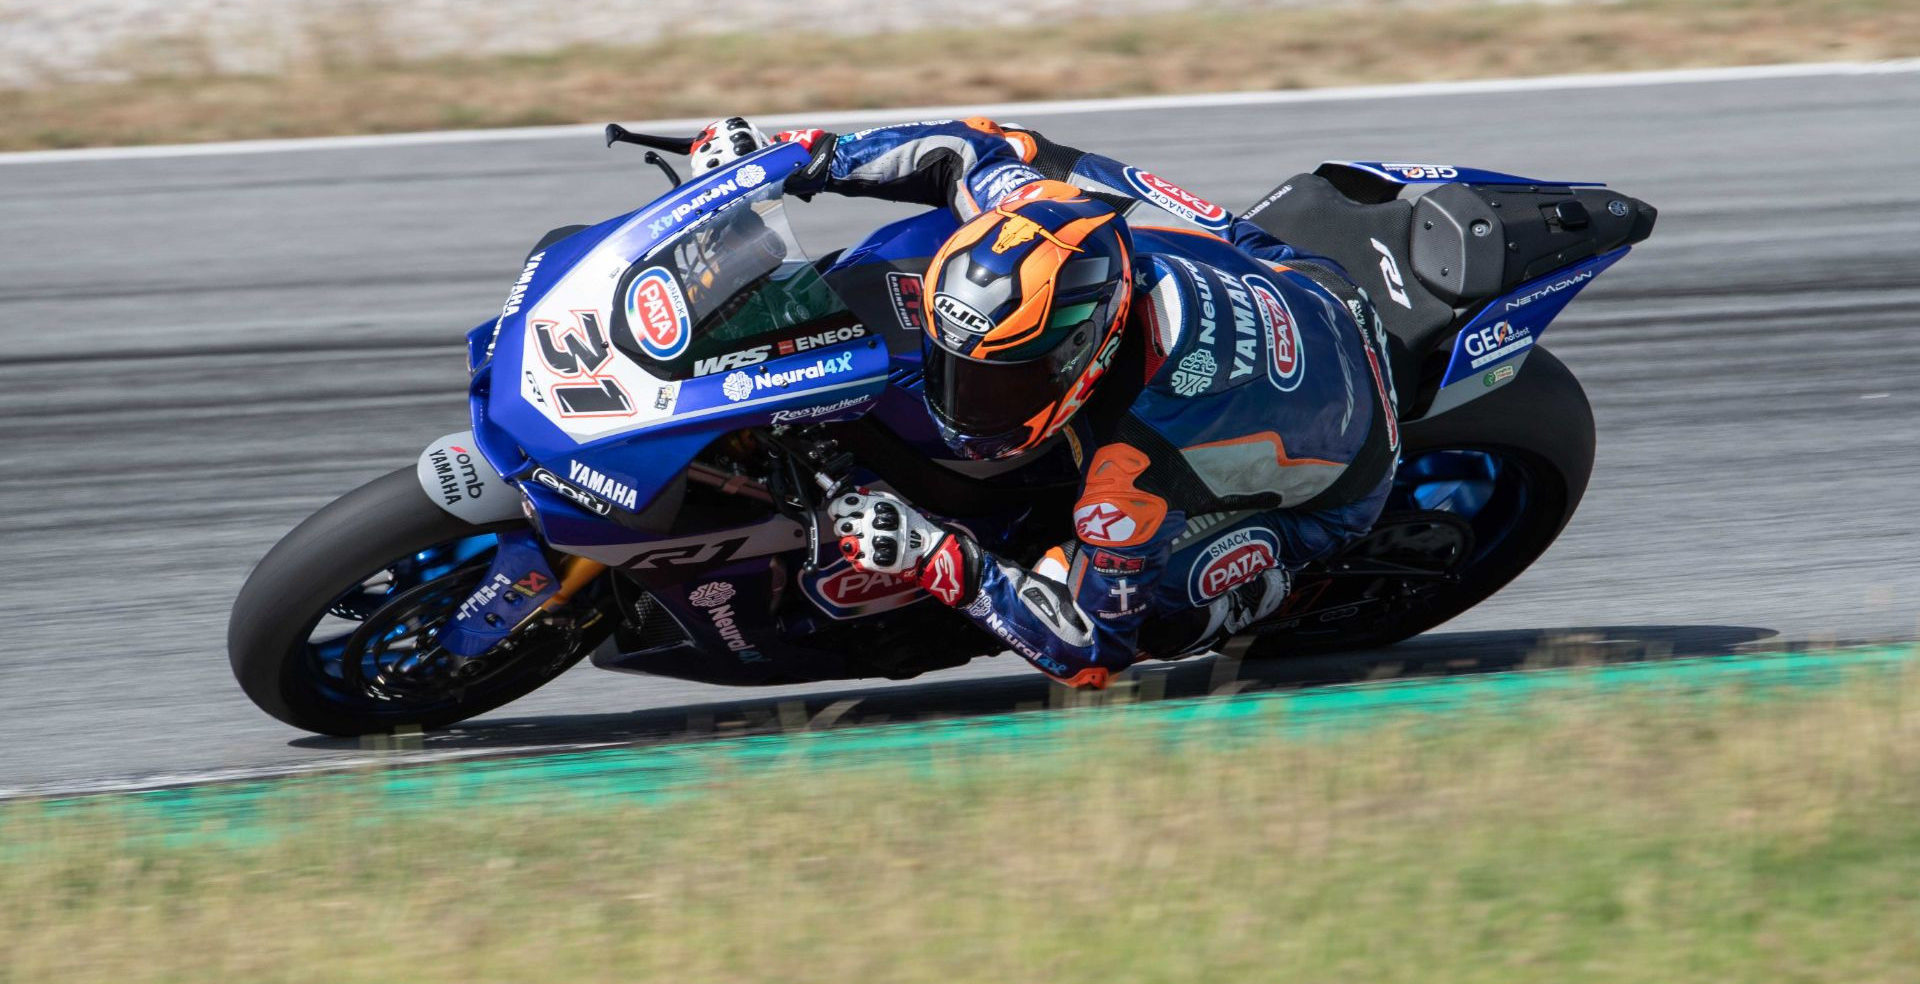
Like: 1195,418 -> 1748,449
416,431 -> 523,525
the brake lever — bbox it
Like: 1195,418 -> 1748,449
603,124 -> 691,189
642,151 -> 683,189
795,451 -> 856,577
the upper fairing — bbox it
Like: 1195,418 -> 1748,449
468,140 -> 888,517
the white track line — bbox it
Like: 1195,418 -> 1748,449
0,740 -> 633,800
4,59 -> 1917,166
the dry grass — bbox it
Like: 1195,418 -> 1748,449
3,666 -> 1918,983
2,0 -> 1917,151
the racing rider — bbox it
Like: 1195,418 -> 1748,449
698,116 -> 1402,687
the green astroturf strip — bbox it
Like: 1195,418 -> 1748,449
13,644 -> 1915,843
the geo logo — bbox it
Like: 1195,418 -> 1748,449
624,267 -> 691,360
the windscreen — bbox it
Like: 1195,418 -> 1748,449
609,182 -> 859,379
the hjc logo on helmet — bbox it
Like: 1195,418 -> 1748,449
921,190 -> 1133,460
932,293 -> 993,334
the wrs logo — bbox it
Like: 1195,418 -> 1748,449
624,267 -> 691,360
1123,167 -> 1230,230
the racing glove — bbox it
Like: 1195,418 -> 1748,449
772,127 -> 838,199
829,488 -> 976,606
688,117 -> 768,172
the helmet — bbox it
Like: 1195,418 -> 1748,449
688,117 -> 768,172
921,182 -> 1134,460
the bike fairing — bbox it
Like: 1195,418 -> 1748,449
461,124 -> 1599,681
232,112 -> 1650,735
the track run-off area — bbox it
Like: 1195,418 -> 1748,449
1,62 -> 1916,796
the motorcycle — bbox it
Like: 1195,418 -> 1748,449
229,126 -> 1656,736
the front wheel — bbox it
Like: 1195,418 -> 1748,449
1246,347 -> 1596,655
228,467 -> 609,736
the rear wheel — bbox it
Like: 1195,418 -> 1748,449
1246,347 -> 1595,655
229,467 -> 610,736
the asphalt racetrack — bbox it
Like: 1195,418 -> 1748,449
2,66 -> 1916,793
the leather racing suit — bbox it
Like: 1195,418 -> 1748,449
788,118 -> 1402,687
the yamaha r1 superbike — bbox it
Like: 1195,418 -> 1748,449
229,127 -> 1656,736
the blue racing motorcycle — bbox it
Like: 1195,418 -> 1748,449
229,127 -> 1655,735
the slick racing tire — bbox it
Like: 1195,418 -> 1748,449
228,467 -> 602,737
1245,346 -> 1596,656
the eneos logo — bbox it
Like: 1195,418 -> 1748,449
1187,527 -> 1280,603
1246,275 -> 1303,391
1123,167 -> 1230,230
623,267 -> 691,360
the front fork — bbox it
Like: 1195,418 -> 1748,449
435,528 -> 607,659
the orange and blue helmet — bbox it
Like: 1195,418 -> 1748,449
922,181 -> 1134,460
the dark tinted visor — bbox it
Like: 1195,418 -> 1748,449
923,321 -> 1102,438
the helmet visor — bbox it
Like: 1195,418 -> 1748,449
922,304 -> 1110,439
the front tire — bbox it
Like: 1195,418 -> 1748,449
229,467 -> 600,736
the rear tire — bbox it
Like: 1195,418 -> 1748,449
229,468 -> 596,736
1246,346 -> 1595,655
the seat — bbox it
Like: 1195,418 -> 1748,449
1244,171 -> 1460,359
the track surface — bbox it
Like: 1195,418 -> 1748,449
2,70 -> 1916,791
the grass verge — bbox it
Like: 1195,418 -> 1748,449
4,662 -> 1918,982
3,0 -> 1917,152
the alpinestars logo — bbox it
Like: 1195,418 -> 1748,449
921,538 -> 967,607
1074,501 -> 1137,545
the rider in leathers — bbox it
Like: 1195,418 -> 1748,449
701,116 -> 1401,688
